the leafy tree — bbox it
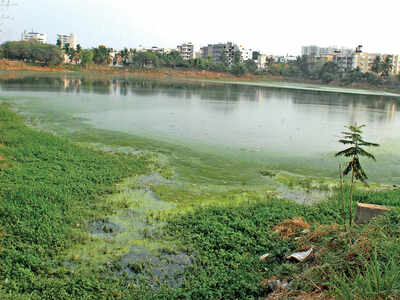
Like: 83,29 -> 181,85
252,51 -> 260,60
341,67 -> 364,84
165,51 -> 185,68
230,63 -> 247,76
335,124 -> 379,227
319,61 -> 341,81
233,51 -> 241,65
2,41 -> 63,65
244,59 -> 257,74
81,49 -> 94,67
93,45 -> 110,65
296,55 -> 310,77
371,55 -> 383,75
381,56 -> 393,78
321,72 -> 335,83
364,72 -> 383,86
220,51 -> 229,67
63,43 -> 70,54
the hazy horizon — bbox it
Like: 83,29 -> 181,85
1,0 -> 399,55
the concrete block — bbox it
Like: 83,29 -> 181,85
354,202 -> 390,224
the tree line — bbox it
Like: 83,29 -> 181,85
1,41 -> 399,88
1,41 -> 63,65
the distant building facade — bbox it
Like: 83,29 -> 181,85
352,53 -> 400,75
257,54 -> 267,69
333,54 -> 353,72
144,46 -> 173,54
301,45 -> 352,57
21,30 -> 47,44
300,45 -> 400,74
177,42 -> 194,60
303,45 -> 400,74
200,42 -> 240,65
57,33 -> 77,49
239,46 -> 253,62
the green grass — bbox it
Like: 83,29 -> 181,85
158,190 -> 400,299
0,104 -> 165,299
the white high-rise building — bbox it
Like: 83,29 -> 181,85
57,33 -> 77,49
301,45 -> 352,57
239,46 -> 253,62
21,30 -> 47,44
177,42 -> 195,60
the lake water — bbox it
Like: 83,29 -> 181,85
1,74 -> 400,183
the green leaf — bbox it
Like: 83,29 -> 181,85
338,139 -> 354,145
357,147 -> 376,161
335,147 -> 356,157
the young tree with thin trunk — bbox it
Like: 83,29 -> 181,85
335,124 -> 379,227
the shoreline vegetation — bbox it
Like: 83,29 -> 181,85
1,97 -> 400,299
1,59 -> 400,97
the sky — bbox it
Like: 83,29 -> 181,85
1,0 -> 399,55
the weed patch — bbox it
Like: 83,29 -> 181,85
0,104 -> 165,298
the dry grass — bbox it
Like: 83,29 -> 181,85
0,59 -> 66,72
272,218 -> 310,239
265,289 -> 332,300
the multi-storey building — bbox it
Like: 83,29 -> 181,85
302,45 -> 352,57
301,45 -> 320,57
200,42 -> 240,65
333,54 -> 353,72
145,46 -> 173,55
352,53 -> 400,75
177,43 -> 194,60
57,33 -> 77,49
256,54 -> 267,70
21,30 -> 47,44
393,55 -> 400,74
239,46 -> 253,62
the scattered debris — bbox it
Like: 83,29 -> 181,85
286,247 -> 313,262
354,202 -> 390,224
259,253 -> 270,261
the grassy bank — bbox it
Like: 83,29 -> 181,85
0,104 -> 399,299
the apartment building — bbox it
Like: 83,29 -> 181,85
239,46 -> 253,62
352,53 -> 400,75
200,42 -> 240,65
143,47 -> 173,54
177,42 -> 194,60
393,55 -> 400,74
256,54 -> 267,70
333,54 -> 353,72
302,45 -> 353,57
21,30 -> 47,44
57,33 -> 77,49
